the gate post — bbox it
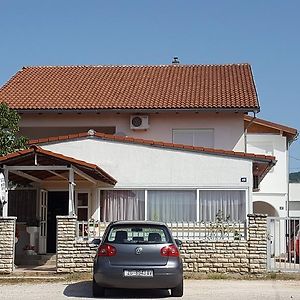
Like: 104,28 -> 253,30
56,216 -> 77,273
247,214 -> 268,274
0,217 -> 16,274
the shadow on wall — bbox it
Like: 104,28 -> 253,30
253,201 -> 279,217
63,281 -> 170,298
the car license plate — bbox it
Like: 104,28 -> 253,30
124,269 -> 153,277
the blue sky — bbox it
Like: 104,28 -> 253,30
0,0 -> 299,171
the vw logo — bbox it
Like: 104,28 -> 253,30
135,247 -> 143,255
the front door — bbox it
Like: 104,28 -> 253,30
38,190 -> 48,254
47,191 -> 69,253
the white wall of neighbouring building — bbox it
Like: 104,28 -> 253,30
289,183 -> 300,217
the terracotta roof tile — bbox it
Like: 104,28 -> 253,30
28,131 -> 276,163
0,64 -> 259,111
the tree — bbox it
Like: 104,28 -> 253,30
0,102 -> 28,156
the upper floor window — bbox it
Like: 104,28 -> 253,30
172,129 -> 214,148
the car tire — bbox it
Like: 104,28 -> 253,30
171,279 -> 183,297
296,255 -> 300,264
93,278 -> 105,298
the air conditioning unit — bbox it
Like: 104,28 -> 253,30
130,115 -> 149,130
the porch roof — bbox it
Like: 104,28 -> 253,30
0,145 -> 117,185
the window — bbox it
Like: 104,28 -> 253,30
99,189 -> 246,223
199,190 -> 246,222
147,190 -> 197,222
172,129 -> 214,148
106,225 -> 170,244
77,192 -> 89,221
100,190 -> 145,221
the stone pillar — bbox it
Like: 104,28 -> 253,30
247,214 -> 268,274
56,216 -> 76,273
0,217 -> 16,274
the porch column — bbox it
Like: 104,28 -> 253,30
68,168 -> 75,216
1,167 -> 9,217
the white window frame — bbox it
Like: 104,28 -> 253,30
172,128 -> 215,148
75,190 -> 91,221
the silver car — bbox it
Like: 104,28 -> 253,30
93,220 -> 183,297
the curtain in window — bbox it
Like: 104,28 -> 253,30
199,190 -> 246,222
100,190 -> 145,221
147,190 -> 197,222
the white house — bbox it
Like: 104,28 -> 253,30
0,63 -> 293,255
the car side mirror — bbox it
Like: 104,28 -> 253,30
175,239 -> 182,248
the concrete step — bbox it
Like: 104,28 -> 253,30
15,254 -> 56,266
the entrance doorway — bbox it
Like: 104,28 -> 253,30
47,191 -> 68,253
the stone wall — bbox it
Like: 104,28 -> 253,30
0,217 -> 16,274
181,214 -> 267,274
56,216 -> 97,273
56,214 -> 268,274
181,240 -> 248,273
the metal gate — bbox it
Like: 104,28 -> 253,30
267,217 -> 300,272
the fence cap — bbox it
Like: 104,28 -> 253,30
0,216 -> 17,221
247,213 -> 268,218
56,215 -> 77,220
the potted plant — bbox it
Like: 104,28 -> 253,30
23,244 -> 36,255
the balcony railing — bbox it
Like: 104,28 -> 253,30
76,219 -> 247,241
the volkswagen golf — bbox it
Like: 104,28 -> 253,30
93,220 -> 183,297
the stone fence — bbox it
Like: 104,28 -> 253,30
56,214 -> 267,274
0,214 -> 267,274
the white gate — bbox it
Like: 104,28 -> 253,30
39,190 -> 48,254
267,217 -> 300,272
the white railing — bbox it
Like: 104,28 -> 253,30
76,220 -> 247,241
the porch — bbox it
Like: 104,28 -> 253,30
0,145 -> 116,272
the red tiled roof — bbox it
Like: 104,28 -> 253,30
244,115 -> 298,142
0,64 -> 259,111
29,131 -> 276,163
0,145 -> 117,185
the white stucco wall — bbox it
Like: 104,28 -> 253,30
247,133 -> 288,217
20,112 -> 245,151
42,137 -> 252,190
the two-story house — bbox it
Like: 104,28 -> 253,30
0,63 -> 289,255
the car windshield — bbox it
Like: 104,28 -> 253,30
106,225 -> 171,244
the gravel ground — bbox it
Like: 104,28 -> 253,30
0,279 -> 299,300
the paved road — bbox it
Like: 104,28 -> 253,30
0,280 -> 299,299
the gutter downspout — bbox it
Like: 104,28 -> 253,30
244,112 -> 257,153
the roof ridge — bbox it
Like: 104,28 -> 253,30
21,63 -> 251,69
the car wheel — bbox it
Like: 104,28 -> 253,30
171,279 -> 183,297
92,278 -> 105,298
296,255 -> 300,264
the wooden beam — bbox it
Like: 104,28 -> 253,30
47,170 -> 68,181
9,170 -> 42,183
6,166 -> 70,171
72,166 -> 97,184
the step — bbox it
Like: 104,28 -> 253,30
15,254 -> 57,266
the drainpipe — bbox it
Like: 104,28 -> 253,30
244,112 -> 256,153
